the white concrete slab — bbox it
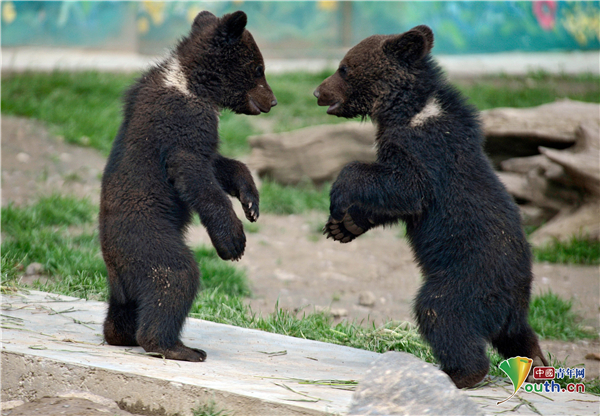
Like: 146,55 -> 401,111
1,291 -> 377,415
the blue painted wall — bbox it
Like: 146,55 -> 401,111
2,1 -> 599,57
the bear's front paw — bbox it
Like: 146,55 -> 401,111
329,193 -> 351,223
323,213 -> 366,243
211,219 -> 246,261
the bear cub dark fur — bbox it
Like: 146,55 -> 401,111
315,25 -> 548,388
99,11 -> 276,362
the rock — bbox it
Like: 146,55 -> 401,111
314,305 -> 348,318
500,154 -> 572,186
529,201 -> 600,246
25,262 -> 43,276
273,269 -> 298,281
524,123 -> 600,245
59,152 -> 72,162
501,154 -> 557,175
358,291 -> 376,307
58,390 -> 121,409
1,400 -> 25,411
481,99 -> 600,165
496,171 -> 578,212
16,152 -> 30,163
585,352 -> 600,360
539,122 -> 600,197
330,308 -> 349,318
497,121 -> 599,245
348,352 -> 482,416
248,122 -> 376,186
496,171 -> 531,201
519,204 -> 555,227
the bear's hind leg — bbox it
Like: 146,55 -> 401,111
491,323 -> 549,367
415,292 -> 489,388
422,322 -> 489,388
135,252 -> 206,362
104,295 -> 139,346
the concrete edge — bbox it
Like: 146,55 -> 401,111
1,351 -> 326,416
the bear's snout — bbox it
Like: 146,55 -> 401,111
314,86 -> 342,115
314,74 -> 346,116
247,85 -> 277,115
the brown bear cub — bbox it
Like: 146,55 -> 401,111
99,11 -> 276,362
315,26 -> 548,388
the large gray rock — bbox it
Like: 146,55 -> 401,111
481,99 -> 600,165
348,352 -> 483,416
248,122 -> 376,186
498,122 -> 600,245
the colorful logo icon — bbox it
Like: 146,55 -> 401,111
497,356 -> 533,405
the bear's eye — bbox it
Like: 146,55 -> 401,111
338,65 -> 348,79
254,65 -> 264,79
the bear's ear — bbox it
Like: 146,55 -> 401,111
192,11 -> 218,33
219,11 -> 247,43
383,25 -> 434,65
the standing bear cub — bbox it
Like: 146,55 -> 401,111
99,11 -> 276,362
315,26 -> 548,388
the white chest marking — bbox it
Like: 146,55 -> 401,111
163,57 -> 191,97
410,98 -> 442,127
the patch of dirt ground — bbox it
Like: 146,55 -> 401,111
2,115 -> 599,413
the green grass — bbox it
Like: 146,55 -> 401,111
456,71 -> 600,110
1,71 -> 133,154
243,220 -> 261,234
1,195 -> 106,299
259,179 -> 330,215
533,236 -> 600,265
529,291 -> 597,341
218,109 -> 257,157
3,70 -> 598,158
192,401 -> 232,416
193,246 -> 250,297
0,194 -> 248,300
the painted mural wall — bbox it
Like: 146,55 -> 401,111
2,1 -> 599,57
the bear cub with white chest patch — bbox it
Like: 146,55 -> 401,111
315,26 -> 548,388
99,11 -> 276,361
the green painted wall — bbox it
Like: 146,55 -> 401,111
2,1 -> 599,57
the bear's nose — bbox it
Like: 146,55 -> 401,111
313,89 -> 320,99
271,99 -> 278,107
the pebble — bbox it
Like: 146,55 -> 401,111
358,291 -> 376,307
25,262 -> 43,276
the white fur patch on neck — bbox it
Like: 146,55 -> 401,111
410,97 -> 442,127
163,57 -> 191,97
